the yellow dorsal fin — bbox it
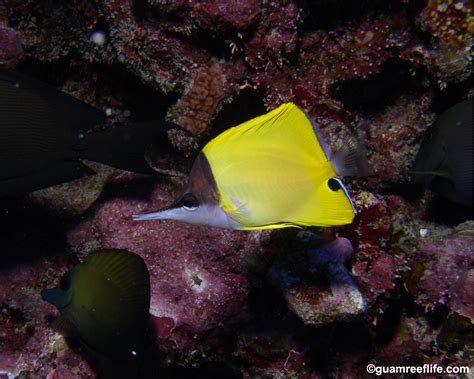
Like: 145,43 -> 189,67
204,102 -> 329,166
202,103 -> 355,229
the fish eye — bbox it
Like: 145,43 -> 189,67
180,193 -> 199,211
426,130 -> 433,141
328,178 -> 341,192
59,274 -> 71,291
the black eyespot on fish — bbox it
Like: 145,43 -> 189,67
180,193 -> 199,210
59,274 -> 71,291
328,178 -> 341,192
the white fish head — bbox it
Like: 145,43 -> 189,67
133,153 -> 242,229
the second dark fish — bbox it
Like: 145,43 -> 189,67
0,69 -> 177,196
411,98 -> 473,207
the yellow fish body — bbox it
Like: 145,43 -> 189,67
134,103 -> 371,230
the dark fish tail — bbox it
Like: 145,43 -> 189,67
82,121 -> 179,175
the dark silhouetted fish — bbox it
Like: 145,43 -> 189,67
411,98 -> 472,207
41,249 -> 152,378
0,69 -> 177,196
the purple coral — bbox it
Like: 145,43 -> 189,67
270,238 -> 366,325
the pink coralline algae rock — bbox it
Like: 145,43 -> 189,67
269,238 -> 366,325
287,13 -> 412,105
366,95 -> 434,185
197,0 -> 261,30
244,1 -> 300,70
375,315 -> 433,365
348,193 -> 413,309
451,268 -> 474,320
408,221 -> 474,313
28,162 -> 151,217
28,162 -> 115,217
418,0 -> 473,85
101,0 -> 217,92
90,182 -> 251,339
237,331 -> 313,379
0,25 -> 23,66
148,0 -> 261,32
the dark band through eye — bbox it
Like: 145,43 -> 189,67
328,178 -> 341,192
180,193 -> 199,209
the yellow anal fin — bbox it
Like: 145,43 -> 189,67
239,222 -> 302,231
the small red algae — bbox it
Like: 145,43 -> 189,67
151,316 -> 176,339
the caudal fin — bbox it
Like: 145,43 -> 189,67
83,121 -> 180,175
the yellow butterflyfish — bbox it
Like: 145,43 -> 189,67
133,103 -> 372,230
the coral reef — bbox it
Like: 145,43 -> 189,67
1,0 -> 473,377
406,221 -> 474,313
418,0 -> 473,85
366,95 -> 434,185
296,14 -> 412,99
